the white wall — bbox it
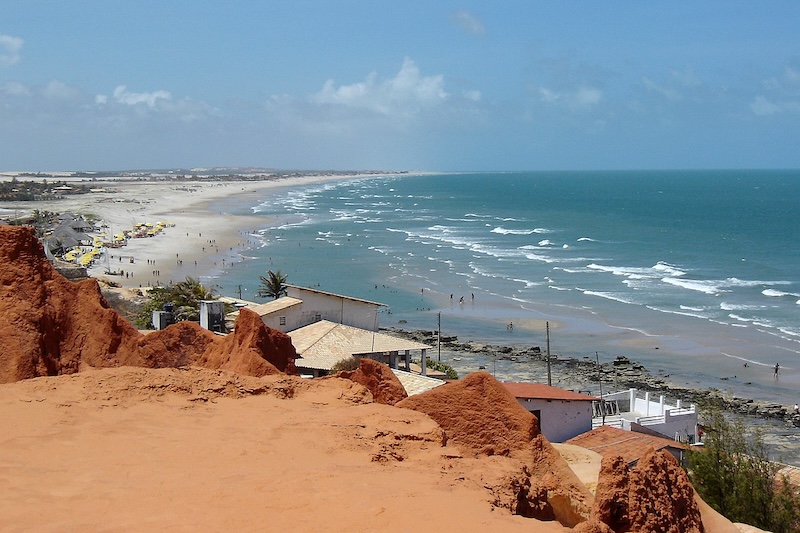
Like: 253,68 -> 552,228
286,287 -> 380,331
516,398 -> 593,443
260,305 -> 304,333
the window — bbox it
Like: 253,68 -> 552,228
279,316 -> 286,326
314,313 -> 321,321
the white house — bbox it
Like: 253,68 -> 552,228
594,388 -> 699,444
226,297 -> 304,333
503,382 -> 597,443
289,320 -> 432,378
285,285 -> 383,331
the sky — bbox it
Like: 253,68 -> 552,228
2,1 -> 800,172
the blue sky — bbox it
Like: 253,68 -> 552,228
2,1 -> 799,171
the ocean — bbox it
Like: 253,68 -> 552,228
208,170 -> 800,410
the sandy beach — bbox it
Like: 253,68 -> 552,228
2,174 -> 363,290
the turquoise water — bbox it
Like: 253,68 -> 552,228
209,170 -> 800,406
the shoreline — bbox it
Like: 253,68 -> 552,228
4,173 -> 800,460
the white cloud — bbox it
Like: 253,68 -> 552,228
574,87 -> 602,107
750,94 -> 800,116
451,11 -> 485,36
42,79 -> 81,101
642,77 -> 682,101
785,66 -> 800,85
311,57 -> 448,117
111,85 -> 172,107
0,34 -> 23,67
539,87 -> 559,103
750,95 -> 779,116
669,67 -> 701,88
538,86 -> 602,110
463,90 -> 481,102
2,81 -> 30,96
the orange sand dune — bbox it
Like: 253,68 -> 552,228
0,367 -> 565,532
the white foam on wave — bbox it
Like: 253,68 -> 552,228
577,237 -> 597,242
763,288 -> 792,297
523,252 -> 557,263
720,302 -> 764,311
538,239 -> 553,246
549,285 -> 571,291
491,226 -> 551,235
661,277 -> 720,295
647,305 -> 709,320
581,289 -> 637,305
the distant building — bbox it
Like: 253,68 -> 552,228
593,388 -> 699,443
222,287 -> 434,379
285,285 -> 383,331
566,425 -> 688,466
226,297 -> 303,333
502,382 -> 597,443
288,320 -> 431,378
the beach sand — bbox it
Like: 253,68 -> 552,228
3,174 -> 358,290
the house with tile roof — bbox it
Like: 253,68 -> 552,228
502,382 -> 598,443
222,289 -> 434,381
289,320 -> 432,378
566,424 -> 688,466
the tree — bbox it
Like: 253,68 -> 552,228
688,409 -> 800,532
257,270 -> 288,300
135,277 -> 218,327
169,277 -> 216,321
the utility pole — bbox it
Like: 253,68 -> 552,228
237,284 -> 242,299
437,311 -> 441,362
546,321 -> 552,386
596,351 -> 605,426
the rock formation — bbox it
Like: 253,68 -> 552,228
196,307 -> 293,376
397,371 -> 594,527
396,371 -> 538,456
593,449 -> 704,532
335,357 -> 408,405
0,225 -> 296,382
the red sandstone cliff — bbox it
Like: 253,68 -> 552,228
335,357 -> 408,405
593,449 -> 704,533
0,225 -> 296,382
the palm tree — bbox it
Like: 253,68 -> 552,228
258,270 -> 288,299
169,277 -> 215,321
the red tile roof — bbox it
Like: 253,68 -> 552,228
566,425 -> 687,465
502,382 -> 598,402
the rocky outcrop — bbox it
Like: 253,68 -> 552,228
0,225 -> 296,382
593,449 -> 704,533
397,371 -> 594,528
397,371 -> 538,456
138,321 -> 219,368
336,358 -> 408,405
197,308 -> 294,376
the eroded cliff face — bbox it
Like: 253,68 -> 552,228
0,225 -> 296,382
593,449 -> 705,533
335,357 -> 408,405
396,371 -> 539,456
397,372 -> 594,527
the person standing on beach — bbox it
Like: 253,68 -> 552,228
774,363 -> 780,378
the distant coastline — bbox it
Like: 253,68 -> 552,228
4,168 -> 800,465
